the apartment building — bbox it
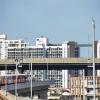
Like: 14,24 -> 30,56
0,34 -> 29,59
70,76 -> 100,100
0,34 -> 80,89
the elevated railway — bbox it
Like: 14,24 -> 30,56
0,58 -> 100,70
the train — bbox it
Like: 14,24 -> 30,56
0,74 -> 28,86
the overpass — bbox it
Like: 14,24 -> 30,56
0,58 -> 100,70
0,80 -> 54,100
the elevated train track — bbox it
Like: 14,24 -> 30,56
0,58 -> 100,70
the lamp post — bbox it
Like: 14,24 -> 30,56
30,49 -> 33,100
15,59 -> 18,100
92,18 -> 96,100
5,45 -> 7,96
47,61 -> 48,80
44,48 -> 48,80
14,48 -> 19,100
5,63 -> 7,96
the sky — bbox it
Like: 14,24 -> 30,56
0,0 -> 100,45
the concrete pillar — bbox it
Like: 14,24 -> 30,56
43,70 -> 47,80
62,70 -> 68,89
97,70 -> 100,76
83,69 -> 85,100
85,68 -> 88,76
33,93 -> 38,100
39,90 -> 47,99
33,89 -> 47,100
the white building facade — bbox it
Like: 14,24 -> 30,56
0,34 -> 80,89
96,41 -> 100,76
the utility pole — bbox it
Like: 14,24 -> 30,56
5,64 -> 7,96
30,49 -> 33,100
5,45 -> 7,96
15,59 -> 18,100
92,17 -> 96,100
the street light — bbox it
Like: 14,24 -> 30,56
92,17 -> 96,100
15,59 -> 18,100
15,50 -> 23,100
5,63 -> 7,96
5,45 -> 7,96
30,48 -> 33,100
44,48 -> 48,80
47,61 -> 48,80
